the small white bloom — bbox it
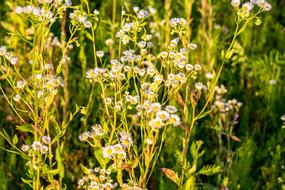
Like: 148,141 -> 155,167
165,105 -> 177,114
102,146 -> 114,159
96,50 -> 104,58
133,7 -> 139,13
170,114 -> 181,127
10,56 -> 18,65
40,145 -> 49,154
269,79 -> 277,85
231,0 -> 241,8
13,94 -> 21,102
146,138 -> 153,145
16,80 -> 27,89
149,118 -> 163,129
156,111 -> 170,121
137,9 -> 149,19
195,82 -> 204,90
185,64 -> 194,71
21,145 -> 30,152
242,2 -> 254,12
194,64 -> 202,71
93,9 -> 99,15
32,141 -> 42,151
42,136 -> 51,144
206,72 -> 214,79
188,43 -> 197,50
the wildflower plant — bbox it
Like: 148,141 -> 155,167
0,0 -> 274,190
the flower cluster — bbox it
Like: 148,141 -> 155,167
102,144 -> 126,159
15,6 -> 55,22
134,8 -> 149,19
69,10 -> 92,28
170,18 -> 187,29
0,46 -> 18,65
79,124 -> 105,142
21,136 -> 51,155
212,85 -> 242,122
122,180 -> 147,190
231,0 -> 271,18
78,167 -> 116,190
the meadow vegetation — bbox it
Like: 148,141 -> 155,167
0,0 -> 284,189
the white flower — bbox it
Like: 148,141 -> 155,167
149,102 -> 162,113
21,145 -> 30,152
231,0 -> 241,8
91,124 -> 105,137
156,111 -> 170,121
78,179 -> 85,187
149,118 -> 163,129
138,41 -> 147,49
185,64 -> 194,71
170,114 -> 181,127
137,9 -> 149,19
10,56 -> 18,65
269,79 -> 277,85
119,131 -> 133,147
42,136 -> 51,144
256,0 -> 272,11
194,64 -> 202,71
96,51 -> 104,58
16,80 -> 27,89
102,146 -> 114,159
165,105 -> 177,114
94,9 -> 99,15
105,38 -> 114,46
146,138 -> 153,145
32,141 -> 42,151
0,46 -> 7,56
13,94 -> 21,102
86,69 -> 99,79
195,82 -> 204,90
281,115 -> 285,121
188,43 -> 197,50
79,132 -> 90,141
40,145 -> 49,154
113,144 -> 126,158
170,18 -> 187,28
205,72 -> 214,79
65,0 -> 72,7
242,2 -> 254,12
159,51 -> 168,59
133,7 -> 139,13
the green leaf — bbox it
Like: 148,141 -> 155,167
195,109 -> 212,120
197,165 -> 222,176
255,18 -> 262,26
226,49 -> 234,59
12,135 -> 18,144
51,130 -> 65,145
56,147 -> 65,179
183,176 -> 196,190
56,63 -> 63,75
221,50 -> 225,59
16,124 -> 34,133
21,177 -> 33,187
80,164 -> 89,175
86,32 -> 94,42
94,148 -> 109,168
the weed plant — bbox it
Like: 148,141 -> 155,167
0,0 -> 284,190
